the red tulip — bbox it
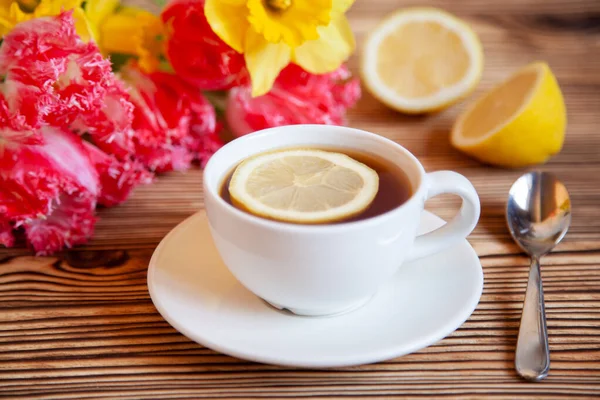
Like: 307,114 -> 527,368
120,64 -> 223,172
161,0 -> 248,90
226,64 -> 361,137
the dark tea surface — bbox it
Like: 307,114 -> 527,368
219,146 -> 412,223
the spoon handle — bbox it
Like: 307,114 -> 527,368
515,257 -> 550,381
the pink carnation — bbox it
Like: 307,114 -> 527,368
25,193 -> 97,256
0,11 -> 136,156
0,13 -> 150,255
81,86 -> 136,160
83,142 -> 153,207
0,128 -> 99,255
119,64 -> 222,172
0,130 -> 149,254
0,221 -> 13,249
226,64 -> 361,137
0,81 -> 50,146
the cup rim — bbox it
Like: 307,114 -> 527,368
203,124 -> 428,233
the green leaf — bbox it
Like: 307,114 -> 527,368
157,58 -> 175,74
109,53 -> 135,72
203,90 -> 228,117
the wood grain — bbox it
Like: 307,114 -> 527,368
1,0 -> 600,398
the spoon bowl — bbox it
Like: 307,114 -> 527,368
507,171 -> 571,257
506,171 -> 571,382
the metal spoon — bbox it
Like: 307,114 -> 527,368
506,171 -> 571,382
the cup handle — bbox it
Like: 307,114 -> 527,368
406,171 -> 481,262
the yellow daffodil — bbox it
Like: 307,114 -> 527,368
206,0 -> 356,97
0,0 -> 93,41
96,4 -> 165,73
0,0 -> 38,12
81,0 -> 119,45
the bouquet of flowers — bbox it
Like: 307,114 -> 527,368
0,0 -> 360,255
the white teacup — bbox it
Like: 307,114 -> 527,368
203,125 -> 480,316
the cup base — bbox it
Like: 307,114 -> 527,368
262,295 -> 373,317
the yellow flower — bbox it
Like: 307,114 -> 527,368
206,0 -> 355,97
0,0 -> 38,12
0,0 -> 93,41
81,0 -> 119,44
96,5 -> 165,73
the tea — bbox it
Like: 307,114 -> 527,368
219,146 -> 412,223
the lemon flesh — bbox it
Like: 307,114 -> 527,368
451,62 -> 566,168
361,7 -> 483,113
228,149 -> 379,224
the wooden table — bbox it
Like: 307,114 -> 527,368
2,0 -> 600,398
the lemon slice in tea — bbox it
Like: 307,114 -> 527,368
228,149 -> 379,224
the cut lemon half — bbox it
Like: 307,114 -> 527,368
451,61 -> 566,168
361,7 -> 483,113
228,149 -> 379,224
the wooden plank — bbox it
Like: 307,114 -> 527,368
0,247 -> 599,397
1,0 -> 600,398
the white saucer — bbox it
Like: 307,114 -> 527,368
147,210 -> 483,368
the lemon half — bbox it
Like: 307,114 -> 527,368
228,149 -> 379,224
451,61 -> 566,168
361,7 -> 484,114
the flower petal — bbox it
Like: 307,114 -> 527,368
33,0 -> 82,16
84,0 -> 120,27
247,0 -> 331,47
100,8 -> 164,71
83,141 -> 152,207
99,13 -> 141,55
10,0 -> 37,12
218,0 -> 246,5
72,7 -> 94,42
0,3 -> 30,37
293,15 -> 354,74
226,63 -> 360,137
0,220 -> 14,249
244,29 -> 291,97
331,0 -> 355,14
205,0 -> 248,53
